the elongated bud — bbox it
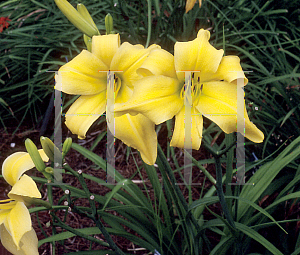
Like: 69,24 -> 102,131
83,34 -> 92,52
25,139 -> 46,172
40,136 -> 62,163
105,13 -> 113,35
77,3 -> 99,34
62,137 -> 72,158
54,0 -> 99,37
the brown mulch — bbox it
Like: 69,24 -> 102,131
0,121 -> 222,255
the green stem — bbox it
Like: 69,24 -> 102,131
185,150 -> 216,185
215,157 -> 236,229
29,198 -> 52,209
203,138 -> 236,229
63,163 -> 126,255
157,145 -> 189,212
51,213 -> 110,247
94,217 -> 126,255
157,145 -> 201,233
203,139 -> 236,157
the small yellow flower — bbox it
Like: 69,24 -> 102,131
55,34 -> 168,165
0,150 -> 48,255
114,29 -> 264,151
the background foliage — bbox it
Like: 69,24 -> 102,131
1,0 -> 300,254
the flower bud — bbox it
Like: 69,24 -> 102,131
62,137 -> 72,158
77,3 -> 99,34
45,167 -> 54,175
25,139 -> 46,172
40,136 -> 62,163
54,0 -> 99,37
105,13 -> 113,35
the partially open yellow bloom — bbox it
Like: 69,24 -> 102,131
114,29 -> 264,152
0,150 -> 48,255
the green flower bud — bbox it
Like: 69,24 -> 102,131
54,0 -> 99,37
40,136 -> 62,163
62,137 -> 72,158
45,167 -> 54,175
105,13 -> 113,35
25,139 -> 46,172
77,3 -> 99,34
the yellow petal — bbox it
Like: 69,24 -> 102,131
56,50 -> 108,95
65,91 -> 106,139
175,29 -> 223,83
2,150 -> 48,186
170,106 -> 203,149
0,225 -> 38,255
111,43 -> 160,88
0,210 -> 10,224
92,34 -> 120,67
114,113 -> 157,165
185,0 -> 197,13
195,81 -> 264,143
5,202 -> 31,250
8,175 -> 41,202
0,200 -> 16,210
115,81 -> 133,104
201,55 -> 248,85
114,75 -> 183,125
137,48 -> 176,78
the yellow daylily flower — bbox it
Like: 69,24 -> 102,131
55,34 -> 165,165
114,29 -> 264,150
0,150 -> 48,255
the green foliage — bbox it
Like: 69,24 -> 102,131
26,132 -> 300,254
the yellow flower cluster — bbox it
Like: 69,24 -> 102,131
55,29 -> 264,166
